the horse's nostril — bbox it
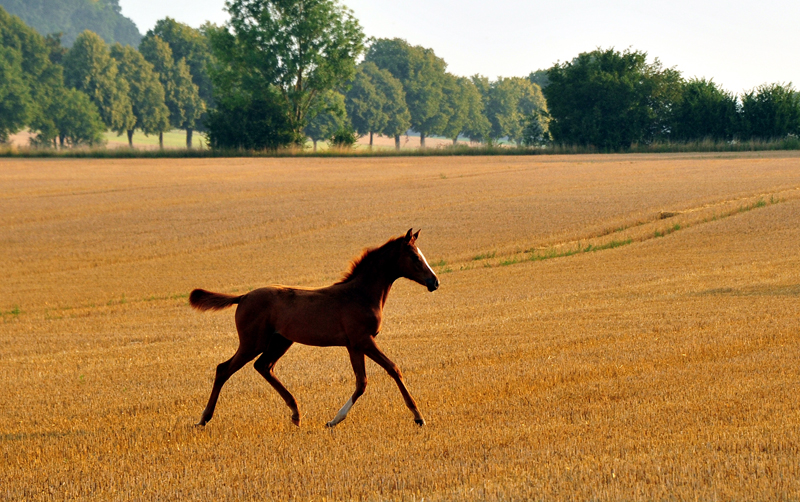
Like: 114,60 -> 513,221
426,277 -> 439,291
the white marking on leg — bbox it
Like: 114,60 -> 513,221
327,397 -> 354,427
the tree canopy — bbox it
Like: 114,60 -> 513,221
51,87 -> 105,146
366,38 -> 449,146
305,90 -> 347,150
544,48 -> 682,149
63,30 -> 134,135
366,62 -> 411,141
205,93 -> 294,150
441,75 -> 489,144
139,34 -> 205,147
207,0 -> 365,146
479,76 -> 548,145
141,18 -> 213,129
671,78 -> 739,141
740,83 -> 800,140
345,63 -> 385,143
0,6 -> 72,144
0,44 -> 30,142
344,61 -> 410,147
110,43 -> 169,145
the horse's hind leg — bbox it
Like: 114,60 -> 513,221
197,346 -> 259,426
253,334 -> 300,426
326,348 -> 367,427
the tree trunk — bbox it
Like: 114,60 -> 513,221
453,137 -> 458,145
395,135 -> 400,150
127,130 -> 134,148
420,133 -> 426,148
159,132 -> 164,149
58,135 -> 65,148
313,139 -> 317,152
369,131 -> 373,148
186,128 -> 193,149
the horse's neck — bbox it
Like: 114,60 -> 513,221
350,267 -> 398,311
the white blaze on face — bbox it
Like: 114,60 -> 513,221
417,247 -> 436,277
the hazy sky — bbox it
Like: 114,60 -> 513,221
118,0 -> 800,94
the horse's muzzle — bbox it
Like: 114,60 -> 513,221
426,277 -> 439,292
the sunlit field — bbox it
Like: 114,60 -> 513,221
2,152 -> 799,500
102,129 -> 208,150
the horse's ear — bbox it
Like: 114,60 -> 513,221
404,228 -> 414,242
412,229 -> 420,241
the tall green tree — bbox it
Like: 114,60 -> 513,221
366,62 -> 410,147
544,48 -> 682,149
671,78 -> 739,141
29,82 -> 105,149
170,58 -> 205,147
516,78 -> 549,145
141,18 -> 213,146
0,8 -> 106,148
478,76 -> 548,145
139,34 -> 205,147
207,0 -> 365,147
740,83 -> 800,140
345,63 -> 386,146
344,61 -> 410,148
0,45 -> 30,142
63,30 -> 135,135
484,77 -> 518,144
52,87 -> 105,147
441,75 -> 489,145
305,90 -> 347,151
365,38 -> 449,147
0,6 -> 57,142
28,32 -> 73,145
110,43 -> 169,146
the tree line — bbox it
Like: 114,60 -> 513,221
544,48 -> 800,150
1,7 -> 210,147
2,1 -> 799,151
183,0 -> 551,151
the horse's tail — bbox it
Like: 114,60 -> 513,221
189,289 -> 243,311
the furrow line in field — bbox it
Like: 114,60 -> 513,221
438,187 -> 799,274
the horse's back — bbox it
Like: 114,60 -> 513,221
236,285 -> 352,347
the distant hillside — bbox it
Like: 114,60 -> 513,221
0,0 -> 141,47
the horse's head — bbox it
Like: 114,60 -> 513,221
397,229 -> 439,292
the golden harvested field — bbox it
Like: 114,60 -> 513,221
2,152 -> 800,501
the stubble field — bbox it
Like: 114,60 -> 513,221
2,152 -> 799,501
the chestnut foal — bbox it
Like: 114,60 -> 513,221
190,229 -> 439,427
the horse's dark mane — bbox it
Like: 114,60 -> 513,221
337,237 -> 402,284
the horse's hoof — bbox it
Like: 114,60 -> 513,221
414,418 -> 426,426
326,421 -> 336,428
194,421 -> 206,428
291,417 -> 301,427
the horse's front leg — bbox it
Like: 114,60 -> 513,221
364,342 -> 425,426
326,348 -> 367,427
